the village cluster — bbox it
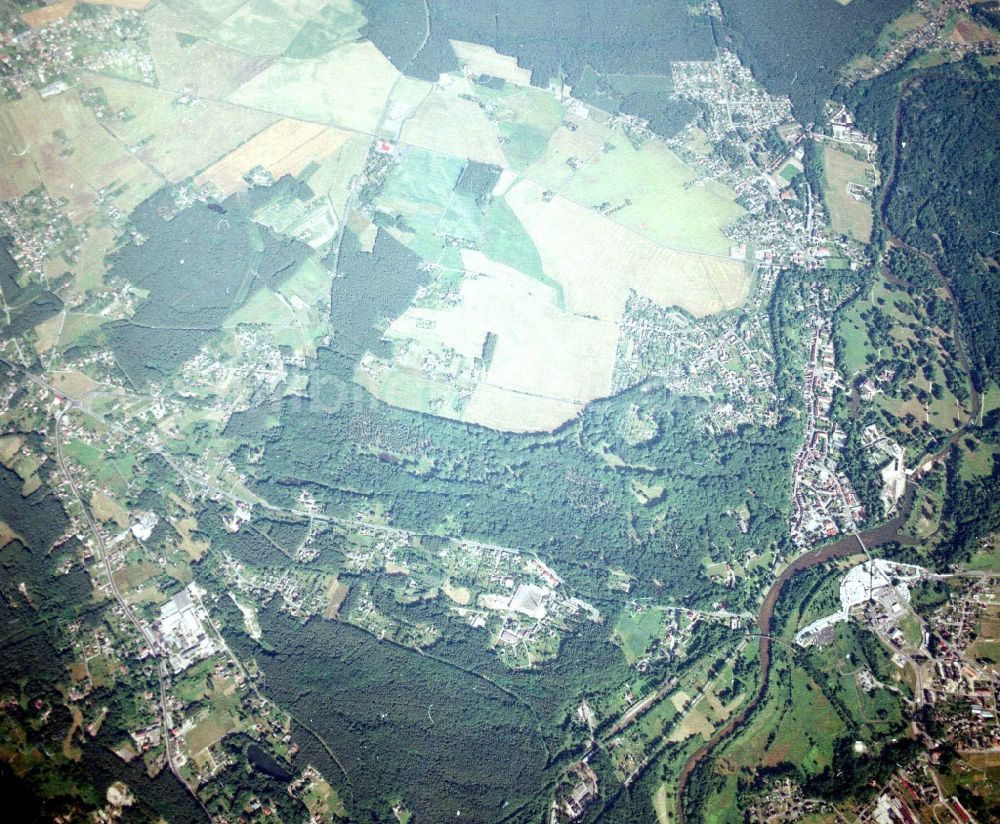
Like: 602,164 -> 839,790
790,319 -> 867,545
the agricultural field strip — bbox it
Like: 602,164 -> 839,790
89,70 -> 737,263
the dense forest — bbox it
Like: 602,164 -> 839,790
227,604 -> 551,822
884,69 -> 1000,390
718,0 -> 911,124
230,346 -> 796,607
358,0 -> 713,137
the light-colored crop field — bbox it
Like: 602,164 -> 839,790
71,226 -> 117,295
506,179 -> 747,320
442,581 -> 471,605
87,0 -> 153,8
227,41 -> 398,133
208,0 -> 323,56
463,384 -> 583,432
450,40 -> 533,86
822,143 -> 875,242
185,711 -> 238,755
373,249 -> 619,431
196,118 -> 353,196
495,87 -> 566,170
400,80 -> 507,166
0,520 -> 22,549
82,73 -> 276,182
528,122 -> 744,256
145,5 -> 274,98
324,579 -> 349,618
91,492 -> 129,528
667,708 -> 714,743
653,783 -> 670,824
48,371 -> 100,399
20,1 -> 75,27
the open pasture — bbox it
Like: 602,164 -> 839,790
494,86 -> 566,170
528,122 -> 744,256
145,5 -> 275,98
83,73 -> 276,182
0,89 -> 160,220
208,0 -> 326,56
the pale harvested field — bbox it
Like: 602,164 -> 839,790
450,40 -> 533,86
196,118 -> 354,196
0,520 -> 22,549
653,783 -> 670,824
227,41 -> 399,133
82,72 -> 276,182
400,83 -> 506,166
324,579 -> 349,618
442,581 -> 472,605
505,179 -> 747,319
463,384 -> 584,432
381,75 -> 432,137
72,226 -> 117,294
33,313 -> 64,355
822,143 -> 874,242
667,707 -> 714,743
21,1 -> 75,27
87,0 -> 152,8
670,690 -> 691,713
0,436 -> 23,467
524,111 -> 610,190
92,492 -> 129,529
378,250 -> 618,431
458,251 -> 618,402
48,371 -> 101,399
173,517 -> 209,561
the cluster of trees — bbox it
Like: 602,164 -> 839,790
102,180 -> 314,385
329,227 -> 429,360
940,412 -> 1000,566
0,242 -> 64,339
849,62 -> 1000,392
